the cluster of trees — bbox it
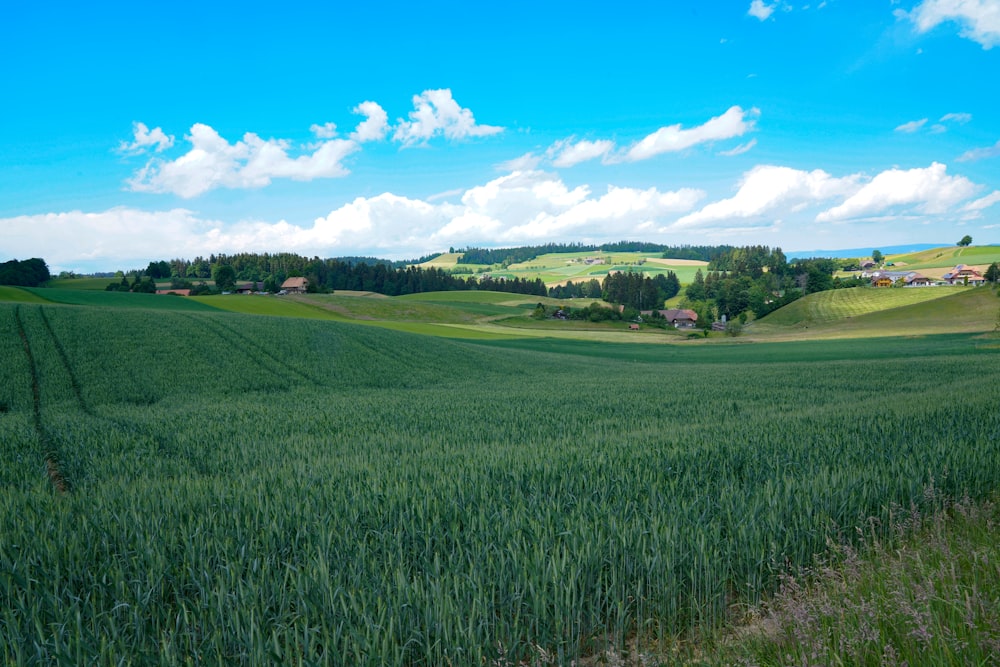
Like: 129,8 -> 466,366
0,258 -> 50,287
548,279 -> 604,300
600,271 -> 680,310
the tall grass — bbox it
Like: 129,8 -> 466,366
726,491 -> 1000,666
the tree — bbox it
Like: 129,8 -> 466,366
212,264 -> 237,292
986,262 -> 1000,284
958,235 -> 973,247
871,249 -> 883,265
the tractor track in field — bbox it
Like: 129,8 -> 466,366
38,307 -> 91,416
181,312 -> 329,388
13,305 -> 69,493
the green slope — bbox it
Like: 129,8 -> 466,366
759,286 -> 966,326
0,286 -> 52,303
23,287 -> 221,311
754,286 -> 996,338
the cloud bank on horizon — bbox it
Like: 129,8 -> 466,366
1,0 -> 999,270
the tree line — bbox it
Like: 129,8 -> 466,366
113,253 -> 548,298
456,242 -> 736,266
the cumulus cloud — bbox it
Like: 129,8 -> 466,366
127,123 -> 359,198
622,106 -> 759,162
0,208 -> 217,269
816,162 -> 976,222
906,0 -> 1000,48
549,139 -> 615,167
957,138 -> 1000,161
124,90 -> 501,197
18,171 -> 708,268
895,118 -> 928,133
118,122 -> 175,154
748,0 -> 776,20
393,89 -> 504,145
674,165 -> 859,228
350,101 -> 389,142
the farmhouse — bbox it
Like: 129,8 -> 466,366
235,282 -> 259,294
155,289 -> 190,296
903,273 -> 933,287
281,277 -> 309,293
942,264 -> 986,286
657,308 -> 698,328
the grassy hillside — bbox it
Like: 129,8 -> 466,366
411,250 -> 706,286
888,245 -> 1000,273
3,300 -> 1000,664
759,286 -> 966,326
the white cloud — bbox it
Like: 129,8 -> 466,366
957,138 -> 1000,161
549,139 -> 615,167
895,118 -> 928,133
309,122 -> 338,139
393,89 -> 504,145
621,106 -> 759,162
127,123 -> 359,198
118,122 -> 174,154
748,0 -> 777,20
496,152 -> 542,172
907,0 -> 1000,48
0,208 -> 217,270
963,189 -> 1000,211
674,165 -> 858,228
816,162 -> 976,222
941,112 -> 973,123
719,139 -> 758,156
350,101 -> 389,142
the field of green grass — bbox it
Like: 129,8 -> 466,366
887,245 -> 1000,273
758,285 -> 966,327
22,287 -> 221,312
750,286 -> 999,341
2,298 -> 1000,664
415,250 -> 707,286
45,277 -> 118,290
0,286 -> 51,303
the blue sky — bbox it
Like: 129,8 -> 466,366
2,0 -> 999,271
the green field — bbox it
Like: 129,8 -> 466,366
21,287 -> 221,312
415,250 -> 707,287
0,286 -> 51,303
887,245 -> 1000,273
750,286 -> 996,339
2,298 -> 1000,664
45,277 -> 118,290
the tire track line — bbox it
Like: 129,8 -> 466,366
13,305 -> 69,493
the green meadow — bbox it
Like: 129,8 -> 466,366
417,250 -> 707,287
2,287 -> 1000,664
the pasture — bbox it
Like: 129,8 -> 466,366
2,299 -> 1000,665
